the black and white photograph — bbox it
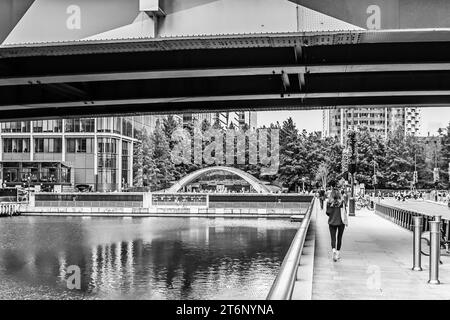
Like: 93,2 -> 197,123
1,0 -> 450,311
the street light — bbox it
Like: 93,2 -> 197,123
372,160 -> 377,196
413,152 -> 418,192
433,140 -> 439,201
27,174 -> 31,203
347,129 -> 357,216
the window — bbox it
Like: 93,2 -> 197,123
65,118 -> 95,133
34,138 -> 62,153
33,120 -> 62,133
122,141 -> 130,186
1,121 -> 30,133
97,117 -> 121,134
122,118 -> 133,137
3,138 -> 30,153
98,138 -> 118,154
66,138 -> 93,153
66,138 -> 76,153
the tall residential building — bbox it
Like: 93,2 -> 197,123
238,111 -> 258,130
0,117 -> 158,192
183,112 -> 249,129
323,107 -> 421,143
133,114 -> 182,134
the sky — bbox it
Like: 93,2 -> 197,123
257,107 -> 450,136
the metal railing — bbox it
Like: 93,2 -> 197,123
375,202 -> 448,284
374,203 -> 449,238
266,198 -> 315,300
0,202 -> 21,216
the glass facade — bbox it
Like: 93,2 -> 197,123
122,118 -> 133,137
122,141 -> 130,187
1,121 -> 30,133
3,138 -> 30,153
65,118 -> 95,133
0,117 -> 139,191
33,120 -> 62,133
97,137 -> 119,191
1,162 -> 71,185
97,118 -> 121,134
34,138 -> 62,153
66,138 -> 94,153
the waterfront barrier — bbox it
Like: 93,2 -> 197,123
374,202 -> 449,237
266,198 -> 315,300
0,202 -> 21,216
26,192 -> 312,216
33,193 -> 146,208
375,203 -> 448,284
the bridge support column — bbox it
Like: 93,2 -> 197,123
412,216 -> 423,271
428,216 -> 441,285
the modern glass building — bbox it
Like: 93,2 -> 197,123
0,117 -> 151,192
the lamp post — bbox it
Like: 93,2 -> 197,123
372,160 -> 378,197
348,129 -> 357,216
433,140 -> 439,201
413,152 -> 417,192
27,174 -> 31,203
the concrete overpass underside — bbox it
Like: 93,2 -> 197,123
2,29 -> 450,120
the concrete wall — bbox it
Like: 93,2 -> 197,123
159,0 -> 298,37
2,0 -> 140,45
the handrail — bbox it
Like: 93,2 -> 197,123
0,202 -> 21,216
266,197 -> 315,300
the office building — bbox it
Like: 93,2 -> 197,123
0,117 -> 153,192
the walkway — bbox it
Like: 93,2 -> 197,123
306,206 -> 450,300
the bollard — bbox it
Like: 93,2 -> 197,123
428,219 -> 441,285
412,216 -> 423,271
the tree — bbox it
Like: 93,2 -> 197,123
162,115 -> 180,150
133,129 -> 153,188
323,135 -> 344,185
315,162 -> 330,189
149,124 -> 175,191
438,122 -> 450,189
354,127 -> 377,188
278,118 -> 303,191
383,127 -> 416,189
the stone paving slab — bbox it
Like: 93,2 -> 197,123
311,206 -> 450,300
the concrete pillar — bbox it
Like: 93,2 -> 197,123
94,121 -> 98,191
384,107 -> 388,139
61,119 -> 66,162
340,108 -> 344,145
30,125 -> 34,161
128,140 -> 133,187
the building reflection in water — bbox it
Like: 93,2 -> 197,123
0,217 -> 298,300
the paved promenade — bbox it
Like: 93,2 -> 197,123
309,206 -> 450,299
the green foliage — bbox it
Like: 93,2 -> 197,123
132,115 -> 447,192
149,123 -> 175,191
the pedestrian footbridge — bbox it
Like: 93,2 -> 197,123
268,198 -> 450,300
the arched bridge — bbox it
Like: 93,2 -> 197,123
166,166 -> 271,194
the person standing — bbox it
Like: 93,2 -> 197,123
326,188 -> 349,262
319,188 -> 326,210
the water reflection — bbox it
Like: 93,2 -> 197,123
0,217 -> 298,300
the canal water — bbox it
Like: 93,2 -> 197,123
0,216 -> 298,300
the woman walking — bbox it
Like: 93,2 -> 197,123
326,188 -> 349,262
